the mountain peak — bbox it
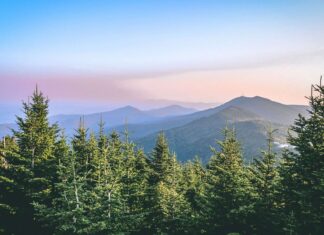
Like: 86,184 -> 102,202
225,96 -> 279,107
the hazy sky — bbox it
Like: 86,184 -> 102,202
1,0 -> 324,112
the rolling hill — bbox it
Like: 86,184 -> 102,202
112,96 -> 308,140
0,96 -> 308,163
136,106 -> 289,163
0,105 -> 197,138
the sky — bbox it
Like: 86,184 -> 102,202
1,0 -> 324,121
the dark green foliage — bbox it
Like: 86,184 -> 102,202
145,132 -> 191,234
182,157 -> 206,232
203,128 -> 254,234
0,81 -> 323,234
279,80 -> 324,234
248,128 -> 280,234
1,87 -> 59,234
0,136 -> 28,234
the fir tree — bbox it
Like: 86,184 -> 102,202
279,79 -> 324,234
149,132 -> 173,183
203,127 -> 254,234
0,136 -> 29,234
12,86 -> 59,234
182,157 -> 206,232
146,133 -> 191,234
72,118 -> 90,175
34,150 -> 93,235
92,131 -> 125,234
249,128 -> 280,234
119,131 -> 150,233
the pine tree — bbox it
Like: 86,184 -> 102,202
146,133 -> 191,234
34,128 -> 104,234
34,149 -> 93,235
279,79 -> 324,234
91,131 -> 125,234
149,132 -> 173,183
182,157 -> 206,232
119,130 -> 150,233
0,136 -> 29,234
156,154 -> 191,234
249,128 -> 280,234
12,86 -> 59,234
72,118 -> 89,175
203,127 -> 254,234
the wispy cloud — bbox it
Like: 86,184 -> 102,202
0,70 -> 150,102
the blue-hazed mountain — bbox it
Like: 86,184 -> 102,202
50,105 -> 197,136
0,96 -> 308,163
112,96 -> 308,139
215,96 -> 308,125
0,105 -> 197,138
129,96 -> 308,162
49,106 -> 157,137
135,106 -> 289,163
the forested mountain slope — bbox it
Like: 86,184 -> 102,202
136,106 -> 288,162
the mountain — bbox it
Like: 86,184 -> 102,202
0,105 -> 197,138
0,96 -> 309,163
216,96 -> 309,125
49,106 -> 154,135
112,96 -> 308,139
135,106 -> 288,162
131,96 -> 308,162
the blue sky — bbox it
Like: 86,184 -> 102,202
1,0 -> 323,72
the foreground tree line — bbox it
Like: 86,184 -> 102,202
0,82 -> 323,235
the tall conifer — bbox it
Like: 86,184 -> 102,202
279,79 -> 324,234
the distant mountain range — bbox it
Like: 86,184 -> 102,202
0,96 -> 308,162
135,96 -> 308,162
0,105 -> 197,138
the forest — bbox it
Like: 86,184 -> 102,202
0,81 -> 323,235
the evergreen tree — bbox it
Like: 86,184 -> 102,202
34,149 -> 93,235
72,118 -> 90,175
249,128 -> 280,234
12,87 -> 59,234
203,127 -> 254,234
182,157 -> 206,233
92,131 -> 125,234
0,136 -> 30,234
279,79 -> 324,234
119,131 -> 150,233
146,133 -> 191,234
34,129 -> 101,234
155,154 -> 191,234
149,132 -> 173,183
2,81 -> 323,234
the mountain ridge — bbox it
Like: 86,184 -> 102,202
0,96 -> 309,163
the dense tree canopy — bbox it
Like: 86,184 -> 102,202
0,80 -> 323,235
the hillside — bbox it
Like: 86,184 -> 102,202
217,96 -> 309,125
113,96 -> 308,140
0,96 -> 308,162
136,106 -> 289,162
0,105 -> 197,138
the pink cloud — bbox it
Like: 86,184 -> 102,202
0,70 -> 149,103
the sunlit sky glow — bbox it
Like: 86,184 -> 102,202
1,0 -> 324,118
